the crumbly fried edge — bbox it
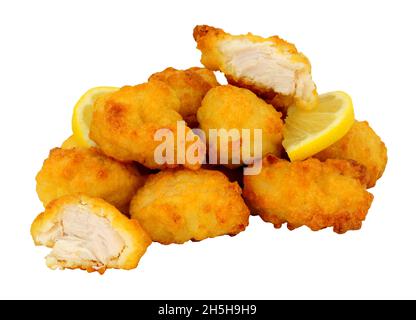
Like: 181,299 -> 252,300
243,155 -> 374,234
193,25 -> 317,109
149,67 -> 219,88
31,195 -> 152,273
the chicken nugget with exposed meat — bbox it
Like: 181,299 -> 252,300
149,67 -> 219,126
130,169 -> 250,244
89,80 -> 204,169
314,121 -> 387,188
243,156 -> 373,234
36,147 -> 145,213
197,85 -> 284,167
193,25 -> 317,110
31,195 -> 151,273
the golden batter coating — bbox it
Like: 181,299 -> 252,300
149,67 -> 219,126
315,121 -> 387,188
36,147 -> 145,213
130,169 -> 250,244
193,25 -> 317,110
243,156 -> 373,234
89,80 -> 204,169
197,85 -> 284,167
31,195 -> 152,273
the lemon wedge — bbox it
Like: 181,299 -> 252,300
283,91 -> 355,161
61,135 -> 81,149
72,86 -> 118,147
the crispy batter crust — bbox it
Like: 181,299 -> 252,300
149,67 -> 219,126
36,148 -> 145,213
89,80 -> 204,170
315,121 -> 388,188
130,169 -> 250,244
243,155 -> 374,234
193,25 -> 317,110
31,195 -> 152,272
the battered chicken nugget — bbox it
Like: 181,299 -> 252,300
197,85 -> 284,167
89,80 -> 204,169
36,148 -> 145,213
243,156 -> 373,234
130,169 -> 250,244
193,25 -> 317,110
31,195 -> 151,273
149,67 -> 219,126
315,121 -> 387,188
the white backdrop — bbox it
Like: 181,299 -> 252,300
0,0 -> 414,299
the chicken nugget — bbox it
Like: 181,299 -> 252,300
31,195 -> 151,273
130,169 -> 250,244
89,80 -> 204,169
193,25 -> 317,110
36,147 -> 145,213
149,67 -> 219,126
243,156 -> 373,234
197,85 -> 283,167
314,121 -> 387,188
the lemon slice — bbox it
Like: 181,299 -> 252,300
72,86 -> 118,147
283,91 -> 355,161
61,135 -> 81,149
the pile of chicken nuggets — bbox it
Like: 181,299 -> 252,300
31,25 -> 387,273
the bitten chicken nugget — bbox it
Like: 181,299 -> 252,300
243,156 -> 373,234
130,169 -> 250,244
193,25 -> 317,110
36,147 -> 145,213
31,195 -> 151,273
314,121 -> 387,188
89,80 -> 204,169
149,67 -> 219,126
197,85 -> 284,167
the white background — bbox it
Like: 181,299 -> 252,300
0,0 -> 414,300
